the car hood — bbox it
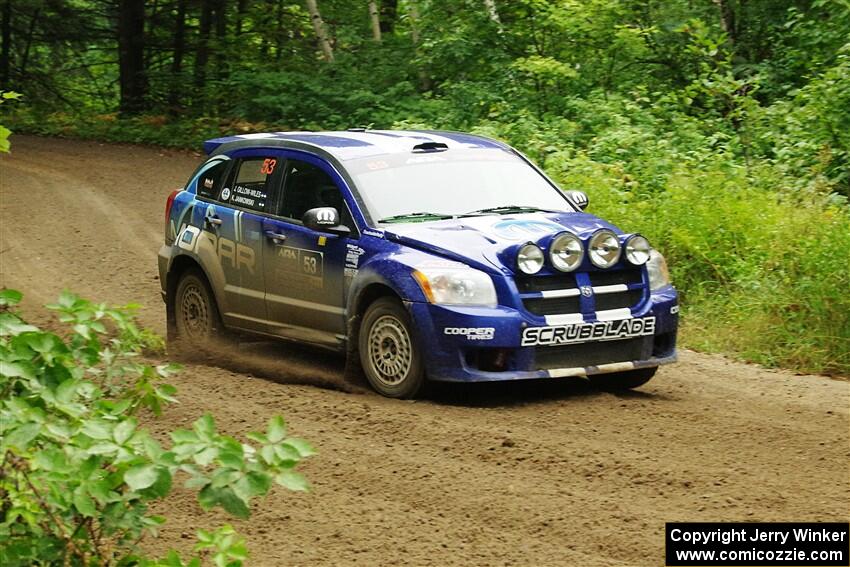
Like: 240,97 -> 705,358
382,212 -> 624,274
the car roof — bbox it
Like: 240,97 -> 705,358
202,129 -> 511,161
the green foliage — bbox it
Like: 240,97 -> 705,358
757,42 -> 850,190
0,91 -> 23,152
140,525 -> 247,567
0,291 -> 314,565
550,154 -> 850,375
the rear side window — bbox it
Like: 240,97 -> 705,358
221,157 -> 278,213
197,159 -> 229,199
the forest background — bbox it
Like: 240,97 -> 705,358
1,0 -> 848,375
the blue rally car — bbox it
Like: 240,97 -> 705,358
158,130 -> 678,398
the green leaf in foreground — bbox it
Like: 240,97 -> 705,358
125,464 -> 159,490
0,290 -> 313,565
0,288 -> 23,305
275,470 -> 309,492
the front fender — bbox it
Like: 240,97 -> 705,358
347,252 -> 430,308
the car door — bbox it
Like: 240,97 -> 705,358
261,155 -> 354,346
191,153 -> 280,331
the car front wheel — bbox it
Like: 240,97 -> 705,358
359,297 -> 426,398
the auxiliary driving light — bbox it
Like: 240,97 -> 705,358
517,243 -> 545,274
588,229 -> 621,268
625,235 -> 651,266
550,232 -> 583,272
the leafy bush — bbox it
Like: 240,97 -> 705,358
0,91 -> 23,152
0,290 -> 314,565
549,154 -> 850,375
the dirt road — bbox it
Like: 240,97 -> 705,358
2,135 -> 848,566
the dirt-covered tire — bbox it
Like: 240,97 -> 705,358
358,297 -> 426,398
171,268 -> 226,349
590,367 -> 657,391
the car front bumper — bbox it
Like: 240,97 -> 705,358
408,285 -> 679,382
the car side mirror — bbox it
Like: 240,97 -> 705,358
565,190 -> 589,210
302,207 -> 350,235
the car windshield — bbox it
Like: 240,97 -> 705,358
347,149 -> 575,223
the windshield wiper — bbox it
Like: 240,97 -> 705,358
378,211 -> 455,223
460,205 -> 557,217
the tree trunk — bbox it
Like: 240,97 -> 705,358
408,0 -> 421,45
1,0 -> 11,89
235,0 -> 249,35
260,0 -> 271,56
275,0 -> 283,60
305,0 -> 334,62
214,0 -> 228,81
407,0 -> 431,91
368,1 -> 381,42
19,7 -> 40,78
379,0 -> 396,34
168,0 -> 187,110
712,0 -> 737,45
195,0 -> 214,90
145,0 -> 160,71
483,0 -> 502,31
117,0 -> 147,114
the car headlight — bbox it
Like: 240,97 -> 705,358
588,229 -> 621,268
549,232 -> 583,272
647,249 -> 671,290
625,235 -> 651,266
517,243 -> 544,275
412,265 -> 497,307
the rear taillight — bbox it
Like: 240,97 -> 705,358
165,189 -> 180,236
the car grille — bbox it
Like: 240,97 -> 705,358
516,268 -> 646,318
595,289 -> 643,311
588,269 -> 642,287
515,274 -> 578,294
534,337 -> 651,370
522,296 -> 581,316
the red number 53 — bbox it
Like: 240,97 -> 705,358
260,158 -> 277,175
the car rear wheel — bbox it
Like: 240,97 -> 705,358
359,297 -> 425,398
590,367 -> 657,391
173,269 -> 225,346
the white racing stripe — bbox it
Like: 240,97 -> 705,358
539,288 -> 581,299
595,308 -> 632,321
594,361 -> 637,373
547,361 -> 638,379
543,313 -> 584,325
312,131 -> 436,154
548,367 -> 588,378
592,284 -> 628,294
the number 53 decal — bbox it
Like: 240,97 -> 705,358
300,250 -> 323,278
277,246 -> 324,279
260,158 -> 277,175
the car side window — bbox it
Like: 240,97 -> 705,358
220,157 -> 278,213
197,159 -> 230,199
277,159 -> 350,225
